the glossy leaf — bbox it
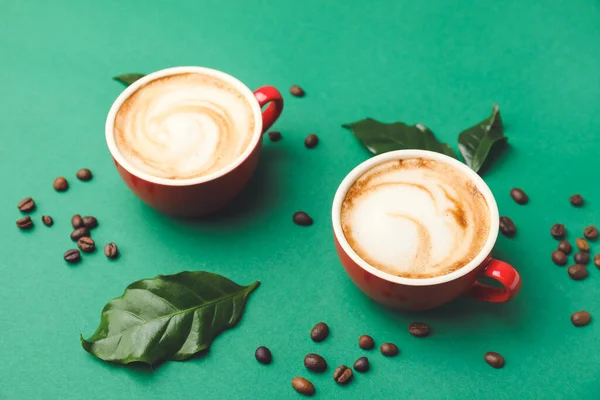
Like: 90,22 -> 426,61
458,104 -> 507,173
342,118 -> 457,158
81,271 -> 260,365
113,73 -> 145,87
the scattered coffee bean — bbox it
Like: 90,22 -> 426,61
77,237 -> 95,253
570,194 -> 584,207
268,131 -> 282,142
41,216 -> 53,227
551,223 -> 566,239
64,249 -> 81,264
290,85 -> 305,97
380,343 -> 399,357
358,334 -> 375,350
293,211 -> 313,227
574,252 -> 590,265
16,216 -> 33,230
353,357 -> 370,373
70,227 -> 90,241
571,311 -> 591,327
558,240 -> 572,255
484,352 -> 505,369
551,250 -> 567,266
568,264 -> 588,280
255,346 -> 272,365
576,238 -> 590,252
17,197 -> 35,213
304,353 -> 327,372
76,168 -> 93,181
104,242 -> 119,259
310,322 -> 329,342
333,365 -> 353,385
408,322 -> 430,338
304,134 -> 319,149
53,177 -> 69,192
82,216 -> 98,229
584,226 -> 599,240
72,214 -> 84,229
509,188 -> 528,205
291,377 -> 315,396
594,254 -> 600,268
499,216 -> 516,237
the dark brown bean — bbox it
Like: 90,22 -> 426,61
76,168 -> 93,181
574,252 -> 590,265
70,227 -> 90,241
293,211 -> 313,226
291,377 -> 315,396
17,197 -> 36,213
255,346 -> 272,365
584,226 -> 598,240
358,334 -> 375,350
310,322 -> 329,342
268,131 -> 282,142
558,240 -> 572,255
570,194 -> 584,207
568,264 -> 588,280
77,237 -> 95,253
484,352 -> 505,369
304,353 -> 327,372
290,85 -> 305,97
551,250 -> 567,266
82,216 -> 98,229
53,177 -> 69,191
104,243 -> 119,259
551,224 -> 566,239
353,357 -> 369,373
594,254 -> 600,268
576,238 -> 590,252
571,311 -> 591,327
304,134 -> 319,149
16,216 -> 33,230
41,216 -> 53,227
71,214 -> 84,229
64,249 -> 81,264
509,188 -> 528,205
333,365 -> 353,384
499,216 -> 516,237
408,322 -> 430,337
380,343 -> 399,357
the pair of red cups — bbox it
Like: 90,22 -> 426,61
106,66 -> 521,311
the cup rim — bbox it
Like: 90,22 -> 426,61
331,149 -> 500,286
105,66 -> 264,186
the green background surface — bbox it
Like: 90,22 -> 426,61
1,0 -> 599,399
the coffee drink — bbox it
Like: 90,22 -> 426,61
340,158 -> 490,279
114,72 -> 255,180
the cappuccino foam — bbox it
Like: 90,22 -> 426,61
341,158 -> 490,279
114,72 -> 255,180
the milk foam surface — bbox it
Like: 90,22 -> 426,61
114,73 -> 255,180
341,158 -> 490,278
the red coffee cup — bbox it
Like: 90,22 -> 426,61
105,66 -> 283,217
331,150 -> 521,311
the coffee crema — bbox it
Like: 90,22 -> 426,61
114,72 -> 255,180
341,158 -> 490,279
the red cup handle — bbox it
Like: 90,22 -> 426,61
254,86 -> 283,133
466,259 -> 521,303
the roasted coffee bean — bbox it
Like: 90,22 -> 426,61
293,211 -> 313,227
380,342 -> 399,357
594,254 -> 600,268
310,322 -> 329,342
77,237 -> 95,253
64,249 -> 81,264
16,216 -> 33,230
304,353 -> 327,372
17,197 -> 35,213
104,242 -> 119,259
76,168 -> 93,181
333,365 -> 353,384
53,177 -> 69,191
358,334 -> 375,350
558,240 -> 572,255
70,227 -> 90,241
484,352 -> 505,369
570,194 -> 584,207
353,357 -> 370,373
499,216 -> 516,237
290,85 -> 305,97
304,134 -> 319,149
71,214 -> 84,229
268,131 -> 282,142
291,377 -> 315,396
82,216 -> 98,229
574,252 -> 590,265
254,346 -> 272,365
551,223 -> 566,239
408,322 -> 430,338
571,311 -> 591,327
551,250 -> 567,266
568,264 -> 588,280
41,216 -> 53,227
576,238 -> 590,252
510,188 -> 528,205
584,226 -> 599,240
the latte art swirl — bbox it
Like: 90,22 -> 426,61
114,73 -> 255,180
341,159 -> 490,278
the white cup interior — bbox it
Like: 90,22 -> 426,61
331,149 -> 500,286
104,66 -> 264,186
